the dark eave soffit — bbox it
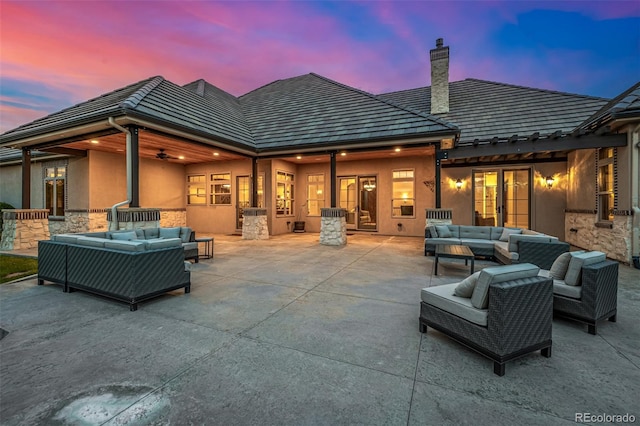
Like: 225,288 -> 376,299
446,132 -> 627,160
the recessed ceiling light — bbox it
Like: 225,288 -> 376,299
213,152 -> 220,156
90,140 -> 99,144
296,155 -> 302,160
178,155 -> 185,160
340,152 -> 347,156
395,148 -> 401,152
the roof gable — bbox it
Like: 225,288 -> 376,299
577,81 -> 640,131
239,73 -> 457,152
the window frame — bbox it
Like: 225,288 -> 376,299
276,170 -> 294,217
391,169 -> 415,218
186,174 -> 206,205
210,172 -> 232,205
306,173 -> 325,216
596,148 -> 615,223
44,165 -> 66,218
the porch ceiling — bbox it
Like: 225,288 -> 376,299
269,145 -> 436,164
51,129 -> 248,164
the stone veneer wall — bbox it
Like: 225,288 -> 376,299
160,209 -> 187,228
320,208 -> 347,246
565,211 -> 633,264
242,208 -> 269,240
0,209 -> 50,250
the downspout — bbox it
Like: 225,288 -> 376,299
107,117 -> 132,231
631,123 -> 640,268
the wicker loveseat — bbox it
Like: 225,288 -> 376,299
37,227 -> 194,310
420,263 -> 553,376
425,225 -> 569,268
538,251 -> 618,335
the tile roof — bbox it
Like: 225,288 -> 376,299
378,79 -> 609,146
1,74 -> 457,154
576,81 -> 640,131
238,73 -> 458,152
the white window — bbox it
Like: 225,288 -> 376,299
44,166 -> 66,217
307,174 -> 324,216
187,174 -> 206,205
597,148 -> 614,222
276,171 -> 294,216
210,172 -> 232,205
392,169 -> 415,217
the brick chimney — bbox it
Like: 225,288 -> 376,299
430,38 -> 449,114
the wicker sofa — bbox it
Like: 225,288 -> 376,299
538,251 -> 618,335
425,224 -> 569,268
420,263 -> 553,376
37,227 -> 195,310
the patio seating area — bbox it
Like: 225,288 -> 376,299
1,233 -> 638,424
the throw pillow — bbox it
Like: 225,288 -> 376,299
548,252 -> 572,280
111,231 -> 137,241
427,225 -> 438,238
435,225 -> 452,238
453,271 -> 481,298
499,228 -> 522,242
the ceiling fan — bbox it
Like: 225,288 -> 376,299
155,149 -> 177,160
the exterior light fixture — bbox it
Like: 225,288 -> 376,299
545,176 -> 554,189
455,179 -> 463,191
363,180 -> 376,191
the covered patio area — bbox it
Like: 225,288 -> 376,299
1,233 -> 638,424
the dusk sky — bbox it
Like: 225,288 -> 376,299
1,0 -> 639,134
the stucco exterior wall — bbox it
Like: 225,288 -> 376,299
0,164 -> 22,208
441,162 -> 567,239
185,159 -> 253,234
566,150 -> 596,211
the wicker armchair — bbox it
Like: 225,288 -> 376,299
420,266 -> 553,376
553,260 -> 618,335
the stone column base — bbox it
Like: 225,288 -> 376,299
320,208 -> 347,246
242,208 -> 269,240
0,209 -> 50,250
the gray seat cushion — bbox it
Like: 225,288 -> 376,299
459,226 -> 492,240
422,283 -> 488,327
428,238 -> 461,245
75,236 -> 107,248
52,234 -> 80,244
144,238 -> 182,250
460,238 -> 495,250
494,241 -> 518,261
539,269 -> 582,299
104,240 -> 146,252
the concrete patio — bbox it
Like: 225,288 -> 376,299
1,233 -> 639,425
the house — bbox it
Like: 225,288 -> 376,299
1,39 -> 637,266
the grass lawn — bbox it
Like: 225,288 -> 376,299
0,255 -> 38,284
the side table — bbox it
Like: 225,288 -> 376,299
195,237 -> 214,259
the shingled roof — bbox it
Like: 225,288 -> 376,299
0,76 -> 255,150
238,73 -> 458,152
576,81 -> 640,132
1,74 -> 458,155
378,79 -> 609,147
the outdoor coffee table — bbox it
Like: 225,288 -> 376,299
435,244 -> 475,275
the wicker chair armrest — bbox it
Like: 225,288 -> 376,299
488,276 -> 553,353
517,240 -> 570,270
581,260 -> 618,318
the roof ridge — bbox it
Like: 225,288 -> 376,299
310,73 -> 459,131
121,76 -> 165,109
462,78 -> 609,101
238,77 -> 287,99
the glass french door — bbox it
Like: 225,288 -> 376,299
473,169 -> 530,228
338,176 -> 377,231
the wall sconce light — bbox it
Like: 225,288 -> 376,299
545,176 -> 554,189
455,179 -> 463,191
